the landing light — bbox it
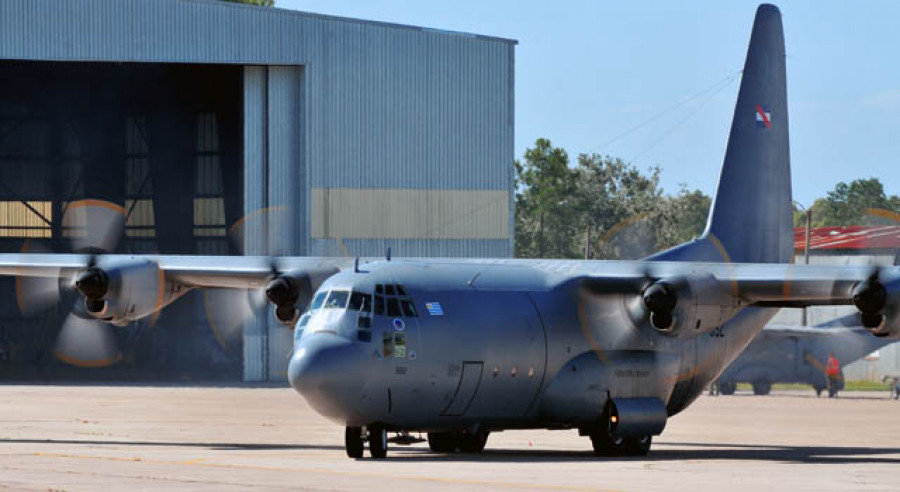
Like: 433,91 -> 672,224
610,415 -> 618,424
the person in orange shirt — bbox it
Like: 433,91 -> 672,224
825,353 -> 841,398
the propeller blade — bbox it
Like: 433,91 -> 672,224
53,311 -> 120,368
202,288 -> 267,350
62,199 -> 126,254
15,241 -> 64,316
228,206 -> 289,256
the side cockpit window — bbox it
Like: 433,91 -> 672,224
309,291 -> 327,311
372,283 -> 418,318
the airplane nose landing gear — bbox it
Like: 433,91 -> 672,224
345,425 -> 388,459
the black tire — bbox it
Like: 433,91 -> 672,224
624,436 -> 652,456
456,431 -> 489,453
427,432 -> 457,453
368,425 -> 388,459
814,386 -> 824,397
718,382 -> 736,395
589,431 -> 626,456
752,381 -> 771,396
345,427 -> 364,458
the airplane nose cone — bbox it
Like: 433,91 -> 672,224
288,334 -> 364,423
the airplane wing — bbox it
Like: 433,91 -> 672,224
576,261 -> 899,338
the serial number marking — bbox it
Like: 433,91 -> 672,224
614,369 -> 650,378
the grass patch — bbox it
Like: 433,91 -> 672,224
734,381 -> 891,392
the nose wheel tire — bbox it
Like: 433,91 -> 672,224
368,425 -> 388,459
345,427 -> 364,458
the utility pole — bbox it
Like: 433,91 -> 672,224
802,207 -> 812,326
585,223 -> 591,260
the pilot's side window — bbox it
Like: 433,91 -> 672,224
374,295 -> 385,316
348,291 -> 372,313
310,291 -> 327,310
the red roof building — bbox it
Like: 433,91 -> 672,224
794,226 -> 900,254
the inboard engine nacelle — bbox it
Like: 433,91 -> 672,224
637,274 -> 742,338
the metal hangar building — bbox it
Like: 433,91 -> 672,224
0,0 -> 516,381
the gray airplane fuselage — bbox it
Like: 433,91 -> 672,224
288,260 -> 775,432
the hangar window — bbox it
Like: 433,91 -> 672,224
0,201 -> 52,238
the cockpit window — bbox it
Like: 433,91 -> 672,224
309,292 -> 327,310
348,291 -> 372,313
400,299 -> 417,317
324,290 -> 350,309
372,283 -> 418,318
386,298 -> 401,317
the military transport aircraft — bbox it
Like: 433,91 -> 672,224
1,4 -> 899,459
714,314 -> 897,397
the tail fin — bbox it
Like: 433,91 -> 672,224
650,4 -> 793,264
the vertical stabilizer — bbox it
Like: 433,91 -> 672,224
651,4 -> 793,264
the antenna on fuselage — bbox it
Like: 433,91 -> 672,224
354,257 -> 360,273
386,247 -> 392,262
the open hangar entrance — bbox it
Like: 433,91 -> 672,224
0,60 -> 250,381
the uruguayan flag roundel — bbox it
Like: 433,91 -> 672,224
755,104 -> 772,129
425,302 -> 444,316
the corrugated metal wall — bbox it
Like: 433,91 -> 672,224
0,0 -> 516,381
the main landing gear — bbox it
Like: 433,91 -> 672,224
588,430 -> 652,457
345,425 -> 388,459
427,430 -> 490,454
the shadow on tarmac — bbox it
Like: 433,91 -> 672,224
4,437 -> 899,464
0,438 -> 343,452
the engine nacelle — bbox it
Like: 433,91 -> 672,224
853,272 -> 900,338
638,274 -> 742,338
75,258 -> 186,325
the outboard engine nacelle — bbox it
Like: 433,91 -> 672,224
852,272 -> 900,338
607,398 -> 667,439
74,258 -> 185,325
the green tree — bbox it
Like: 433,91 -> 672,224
655,185 -> 711,251
808,178 -> 900,227
514,139 -> 576,258
221,0 -> 275,6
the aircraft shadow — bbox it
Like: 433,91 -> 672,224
0,437 -> 342,452
4,437 -> 898,465
391,441 -> 900,464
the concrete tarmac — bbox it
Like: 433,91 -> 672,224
0,385 -> 898,491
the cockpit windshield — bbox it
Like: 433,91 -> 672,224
324,290 -> 350,309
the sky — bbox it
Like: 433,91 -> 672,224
277,0 -> 900,206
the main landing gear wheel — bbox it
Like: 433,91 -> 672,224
368,425 -> 388,459
718,382 -> 736,395
590,432 -> 651,457
456,430 -> 489,454
427,432 -> 457,453
345,427 -> 364,458
752,381 -> 771,396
